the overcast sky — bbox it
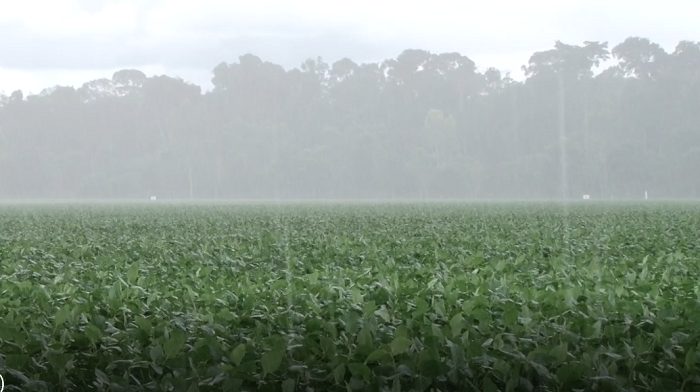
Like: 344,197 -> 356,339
1,0 -> 698,95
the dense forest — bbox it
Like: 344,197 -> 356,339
1,37 -> 698,199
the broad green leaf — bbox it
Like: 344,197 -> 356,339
127,263 -> 139,283
84,324 -> 102,344
365,348 -> 389,363
390,336 -> 412,356
357,327 -> 373,348
262,346 -> 285,375
231,343 -> 247,366
164,329 -> 187,358
54,305 -> 72,327
332,364 -> 346,384
550,343 -> 568,363
150,345 -> 164,362
449,313 -> 464,337
348,362 -> 371,381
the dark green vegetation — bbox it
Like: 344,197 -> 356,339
0,203 -> 699,391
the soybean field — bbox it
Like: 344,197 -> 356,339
0,202 -> 699,391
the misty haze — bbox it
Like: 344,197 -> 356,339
1,38 -> 699,200
1,1 -> 700,391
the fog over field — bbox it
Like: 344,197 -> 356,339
1,1 -> 699,200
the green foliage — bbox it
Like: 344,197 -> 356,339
0,202 -> 699,391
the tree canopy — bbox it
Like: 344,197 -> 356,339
1,37 -> 698,199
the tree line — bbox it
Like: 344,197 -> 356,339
1,37 -> 699,199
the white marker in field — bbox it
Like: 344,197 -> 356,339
149,195 -> 157,201
582,194 -> 591,200
644,190 -> 648,200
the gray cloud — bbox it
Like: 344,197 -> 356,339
0,23 -> 402,71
